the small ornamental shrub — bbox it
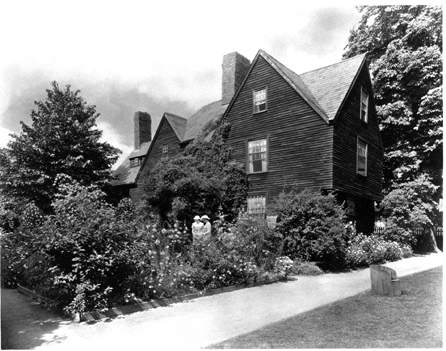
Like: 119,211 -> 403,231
213,213 -> 283,270
290,261 -> 323,276
272,188 -> 351,267
273,256 -> 294,278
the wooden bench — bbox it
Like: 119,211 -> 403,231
370,265 -> 401,296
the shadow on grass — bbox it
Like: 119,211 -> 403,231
208,266 -> 443,349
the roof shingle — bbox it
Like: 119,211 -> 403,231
182,100 -> 227,142
300,53 -> 366,120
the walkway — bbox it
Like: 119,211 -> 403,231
1,253 -> 443,350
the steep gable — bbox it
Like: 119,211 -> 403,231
164,113 -> 187,140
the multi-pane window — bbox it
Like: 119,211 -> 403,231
253,88 -> 267,113
248,139 -> 267,173
130,157 -> 143,168
162,144 -> 168,154
360,87 -> 369,122
357,139 -> 368,176
247,195 -> 266,214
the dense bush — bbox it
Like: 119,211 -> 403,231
290,261 -> 324,276
345,233 -> 413,267
271,188 -> 352,267
378,175 -> 442,251
0,202 -> 46,288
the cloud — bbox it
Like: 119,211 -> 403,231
96,121 -> 133,170
1,2 -> 363,163
0,126 -> 14,148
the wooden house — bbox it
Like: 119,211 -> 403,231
112,50 -> 383,233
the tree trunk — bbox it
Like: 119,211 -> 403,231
428,226 -> 442,253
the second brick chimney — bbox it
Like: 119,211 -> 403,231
222,52 -> 250,105
134,111 -> 151,149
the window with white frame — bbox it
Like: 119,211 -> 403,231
253,88 -> 267,113
357,138 -> 368,176
360,87 -> 369,122
162,144 -> 168,154
247,195 -> 266,214
248,139 -> 267,173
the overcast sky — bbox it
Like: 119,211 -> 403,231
0,1 -> 363,167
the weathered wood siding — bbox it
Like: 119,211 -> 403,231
130,118 -> 181,204
333,64 -> 383,202
224,56 -> 333,208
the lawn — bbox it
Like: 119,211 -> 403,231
209,266 -> 443,349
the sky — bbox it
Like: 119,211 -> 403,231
0,1 -> 363,168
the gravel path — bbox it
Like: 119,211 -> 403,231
1,253 -> 442,350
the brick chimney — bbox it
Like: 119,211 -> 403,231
222,52 -> 250,105
134,111 -> 151,149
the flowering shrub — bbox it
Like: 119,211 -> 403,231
345,233 -> 413,267
273,256 -> 293,278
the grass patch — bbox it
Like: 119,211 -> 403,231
209,266 -> 443,349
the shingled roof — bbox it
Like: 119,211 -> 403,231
300,53 -> 366,121
182,100 -> 227,142
111,141 -> 151,186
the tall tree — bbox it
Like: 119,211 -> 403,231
0,82 -> 120,212
343,6 -> 442,200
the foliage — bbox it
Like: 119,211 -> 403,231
1,183 -> 284,316
0,82 -> 120,213
23,178 -> 143,315
214,213 -> 283,269
343,6 -> 442,206
0,202 -> 47,288
273,256 -> 294,278
378,174 -> 440,247
271,188 -> 351,267
289,261 -> 323,276
143,121 -> 248,225
345,233 -> 412,267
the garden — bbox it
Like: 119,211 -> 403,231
1,180 -> 416,320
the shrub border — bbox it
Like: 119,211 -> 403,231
17,277 -> 287,322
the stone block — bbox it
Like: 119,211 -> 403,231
370,265 -> 401,296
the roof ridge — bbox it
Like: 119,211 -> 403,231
259,50 -> 329,122
164,112 -> 187,121
187,100 -> 222,119
300,53 -> 366,76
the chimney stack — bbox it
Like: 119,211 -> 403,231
134,111 -> 151,149
222,52 -> 250,105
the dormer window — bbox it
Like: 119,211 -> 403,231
130,157 -> 144,168
162,145 -> 168,154
360,87 -> 368,122
253,88 -> 267,113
